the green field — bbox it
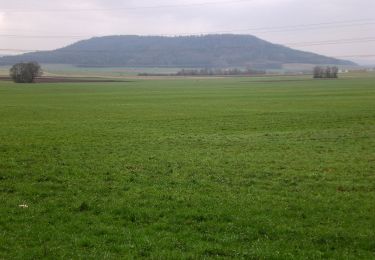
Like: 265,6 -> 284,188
0,76 -> 374,258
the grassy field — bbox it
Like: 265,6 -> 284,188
0,76 -> 374,258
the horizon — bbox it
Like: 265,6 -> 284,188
0,33 -> 361,69
0,33 -> 373,66
0,0 -> 374,65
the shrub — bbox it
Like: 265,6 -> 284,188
9,62 -> 42,83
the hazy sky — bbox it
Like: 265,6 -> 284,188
1,0 -> 374,64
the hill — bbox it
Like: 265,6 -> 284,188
0,34 -> 356,68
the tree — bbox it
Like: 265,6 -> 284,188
10,62 -> 42,83
313,66 -> 323,78
313,66 -> 339,79
325,66 -> 332,78
331,66 -> 339,78
313,66 -> 320,78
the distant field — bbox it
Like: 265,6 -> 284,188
0,64 -> 184,78
39,64 -> 185,77
0,76 -> 374,258
1,63 -> 373,79
0,66 -> 9,76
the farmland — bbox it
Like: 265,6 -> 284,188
0,75 -> 374,258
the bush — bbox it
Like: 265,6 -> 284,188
9,62 -> 42,83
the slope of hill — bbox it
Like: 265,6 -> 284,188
0,34 -> 356,68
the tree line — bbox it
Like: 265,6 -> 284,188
176,68 -> 266,76
313,66 -> 339,79
139,68 -> 266,77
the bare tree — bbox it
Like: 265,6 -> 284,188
331,66 -> 339,78
10,62 -> 42,83
313,66 -> 324,78
313,66 -> 339,79
325,66 -> 332,78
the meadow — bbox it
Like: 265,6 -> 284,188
0,75 -> 374,258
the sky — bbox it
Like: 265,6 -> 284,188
0,0 -> 374,65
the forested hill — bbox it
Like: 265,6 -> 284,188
0,34 -> 356,68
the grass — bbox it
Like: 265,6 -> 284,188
0,76 -> 374,258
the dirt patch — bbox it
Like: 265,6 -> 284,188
0,76 -> 11,81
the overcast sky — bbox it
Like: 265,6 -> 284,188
0,0 -> 374,64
